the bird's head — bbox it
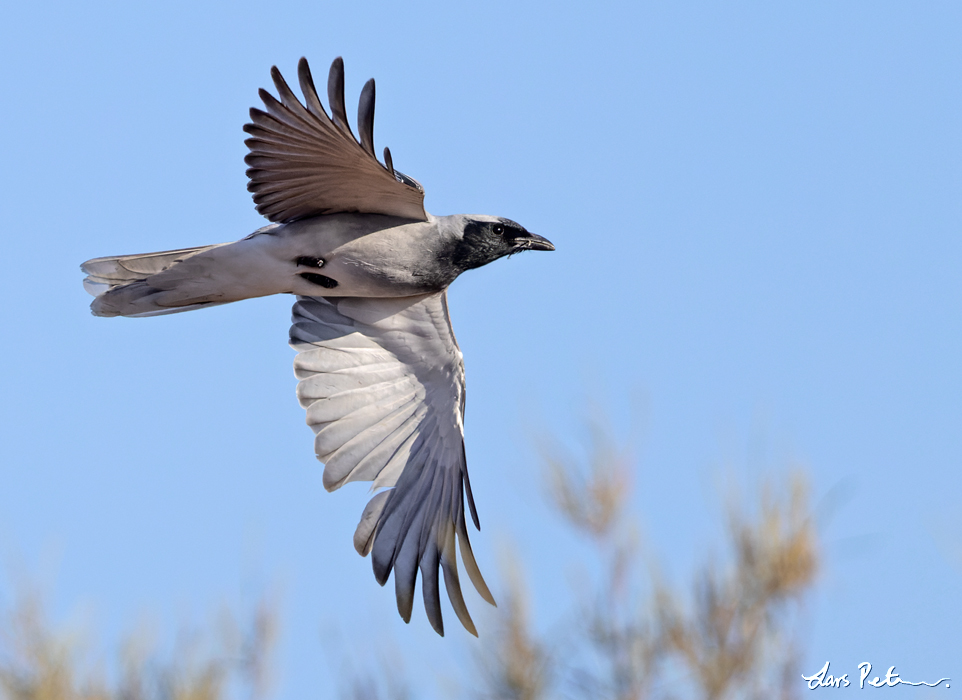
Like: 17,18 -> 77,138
445,215 -> 554,273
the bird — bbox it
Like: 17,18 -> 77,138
80,57 -> 554,637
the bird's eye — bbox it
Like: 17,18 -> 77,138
493,224 -> 505,235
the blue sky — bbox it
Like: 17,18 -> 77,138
1,0 -> 960,696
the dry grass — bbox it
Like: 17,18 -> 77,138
655,474 -> 815,700
0,588 -> 276,700
472,562 -> 550,700
473,424 -> 818,700
541,419 -> 633,540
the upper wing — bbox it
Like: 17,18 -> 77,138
245,57 -> 427,223
289,292 -> 495,636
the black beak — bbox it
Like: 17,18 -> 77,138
516,232 -> 555,252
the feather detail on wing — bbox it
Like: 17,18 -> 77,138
245,57 -> 427,223
290,292 -> 495,636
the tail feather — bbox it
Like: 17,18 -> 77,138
81,246 -> 214,283
82,244 -> 224,318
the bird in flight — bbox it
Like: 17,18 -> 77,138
81,57 -> 553,636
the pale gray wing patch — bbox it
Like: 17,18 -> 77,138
246,57 -> 427,223
290,292 -> 495,636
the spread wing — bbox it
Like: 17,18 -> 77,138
289,292 -> 495,636
245,57 -> 427,223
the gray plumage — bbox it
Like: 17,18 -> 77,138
81,57 -> 553,636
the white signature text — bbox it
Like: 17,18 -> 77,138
802,662 -> 950,689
